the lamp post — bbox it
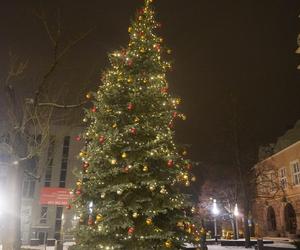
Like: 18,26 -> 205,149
212,199 -> 219,242
233,203 -> 239,240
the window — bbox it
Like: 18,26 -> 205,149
22,178 -> 35,198
279,167 -> 287,189
55,206 -> 63,240
269,172 -> 276,192
40,206 -> 48,224
44,137 -> 55,187
291,161 -> 300,186
59,136 -> 70,188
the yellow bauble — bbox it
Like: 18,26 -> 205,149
146,218 -> 153,225
96,214 -> 103,222
134,117 -> 140,123
79,151 -> 85,157
122,152 -> 127,158
128,27 -> 132,33
195,236 -> 200,242
112,123 -> 117,128
140,48 -> 145,53
165,240 -> 172,248
85,92 -> 92,99
175,98 -> 181,105
143,165 -> 149,172
111,159 -> 117,165
127,78 -> 133,83
76,180 -> 82,186
132,212 -> 139,218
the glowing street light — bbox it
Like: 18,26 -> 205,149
234,203 -> 239,239
211,199 -> 219,242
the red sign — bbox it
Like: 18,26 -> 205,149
40,187 -> 73,205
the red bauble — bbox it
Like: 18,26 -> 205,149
126,58 -> 133,66
91,107 -> 97,112
168,122 -> 174,129
161,87 -> 168,94
75,189 -> 81,195
130,127 -> 137,135
138,8 -> 144,15
128,227 -> 135,235
66,204 -> 72,210
167,160 -> 174,167
185,163 -> 192,170
75,135 -> 81,141
123,166 -> 129,173
83,162 -> 89,169
88,217 -> 93,226
127,103 -> 134,111
154,43 -> 161,51
99,135 -> 105,144
172,112 -> 178,118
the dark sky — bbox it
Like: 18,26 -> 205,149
1,0 -> 300,169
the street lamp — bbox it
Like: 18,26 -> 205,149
212,199 -> 219,242
233,203 -> 239,240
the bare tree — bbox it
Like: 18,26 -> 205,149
0,9 -> 92,250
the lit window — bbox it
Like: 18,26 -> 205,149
291,161 -> 300,186
279,167 -> 287,189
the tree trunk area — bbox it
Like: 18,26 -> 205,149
1,162 -> 23,250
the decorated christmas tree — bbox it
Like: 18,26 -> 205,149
73,0 -> 198,249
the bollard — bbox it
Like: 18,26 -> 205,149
257,238 -> 264,250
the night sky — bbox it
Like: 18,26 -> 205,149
1,0 -> 300,176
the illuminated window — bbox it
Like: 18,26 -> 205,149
291,161 -> 300,186
279,167 -> 287,189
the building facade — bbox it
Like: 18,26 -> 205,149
21,125 -> 83,245
253,140 -> 300,237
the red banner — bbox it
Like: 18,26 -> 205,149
40,187 -> 73,205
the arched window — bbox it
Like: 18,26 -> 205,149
267,206 -> 277,231
284,203 -> 297,234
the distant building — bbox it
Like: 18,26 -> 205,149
21,125 -> 82,245
253,127 -> 300,237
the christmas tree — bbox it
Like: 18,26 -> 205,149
73,0 -> 198,249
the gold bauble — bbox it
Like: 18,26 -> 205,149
111,159 -> 117,165
85,92 -> 92,99
140,48 -> 145,53
181,115 -> 187,120
134,117 -> 140,123
185,181 -> 190,187
182,150 -> 187,156
101,193 -> 106,199
132,212 -> 139,218
122,152 -> 127,158
79,151 -> 85,157
127,78 -> 133,83
96,214 -> 103,222
175,98 -> 181,105
195,236 -> 200,242
149,185 -> 156,191
165,240 -> 172,248
76,180 -> 82,186
112,123 -> 117,128
128,27 -> 132,33
183,174 -> 189,180
167,49 -> 172,54
146,218 -> 153,225
191,206 -> 196,213
191,176 -> 196,182
143,165 -> 149,172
